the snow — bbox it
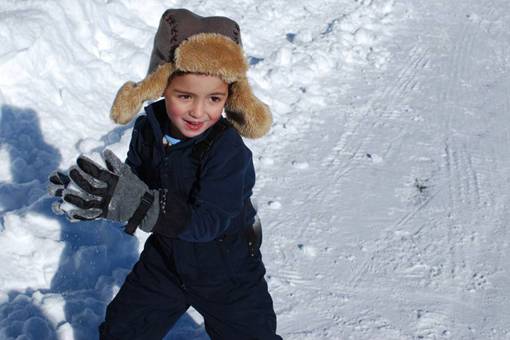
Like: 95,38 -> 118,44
1,0 -> 510,339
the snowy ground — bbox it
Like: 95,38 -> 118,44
1,0 -> 510,339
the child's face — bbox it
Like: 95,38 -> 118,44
164,73 -> 228,139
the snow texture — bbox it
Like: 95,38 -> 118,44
1,0 -> 510,339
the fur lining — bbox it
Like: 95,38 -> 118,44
226,78 -> 272,138
109,34 -> 272,138
110,63 -> 174,124
175,33 -> 247,83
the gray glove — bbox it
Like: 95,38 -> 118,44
61,149 -> 160,233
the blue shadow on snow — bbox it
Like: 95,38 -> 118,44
0,105 -> 208,339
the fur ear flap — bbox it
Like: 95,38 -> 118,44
110,63 -> 174,124
225,78 -> 272,138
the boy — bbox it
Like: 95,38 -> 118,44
49,8 -> 281,340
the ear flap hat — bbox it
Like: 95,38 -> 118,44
110,8 -> 271,138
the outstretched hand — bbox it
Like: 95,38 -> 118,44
48,149 -> 158,234
63,150 -> 121,221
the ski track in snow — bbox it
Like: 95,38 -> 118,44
1,0 -> 510,339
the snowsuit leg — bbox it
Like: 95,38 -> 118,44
99,234 -> 189,340
100,231 -> 281,340
192,276 -> 281,340
173,232 -> 282,340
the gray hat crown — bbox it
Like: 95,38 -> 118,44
149,8 -> 242,75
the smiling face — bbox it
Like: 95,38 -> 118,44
163,73 -> 229,139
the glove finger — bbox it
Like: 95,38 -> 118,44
67,207 -> 103,221
62,209 -> 92,223
63,214 -> 81,223
48,182 -> 65,197
51,200 -> 65,215
49,171 -> 71,186
48,171 -> 68,197
103,149 -> 123,173
63,190 -> 103,210
76,155 -> 114,183
69,165 -> 107,197
71,214 -> 93,221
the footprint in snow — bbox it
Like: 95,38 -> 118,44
366,153 -> 383,164
291,160 -> 309,169
297,243 -> 317,257
267,201 -> 282,209
258,156 -> 274,166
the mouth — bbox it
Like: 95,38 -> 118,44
184,119 -> 204,131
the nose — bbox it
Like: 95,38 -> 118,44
189,100 -> 205,119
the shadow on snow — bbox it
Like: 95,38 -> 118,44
0,105 -> 208,339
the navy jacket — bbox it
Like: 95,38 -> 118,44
125,99 -> 256,242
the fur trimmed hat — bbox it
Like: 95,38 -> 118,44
110,8 -> 271,138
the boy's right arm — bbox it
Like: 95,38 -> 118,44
47,116 -> 147,222
125,116 -> 147,177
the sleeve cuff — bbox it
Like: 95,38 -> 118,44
138,190 -> 160,233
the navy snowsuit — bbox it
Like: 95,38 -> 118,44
99,99 -> 281,340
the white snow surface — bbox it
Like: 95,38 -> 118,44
1,0 -> 510,339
